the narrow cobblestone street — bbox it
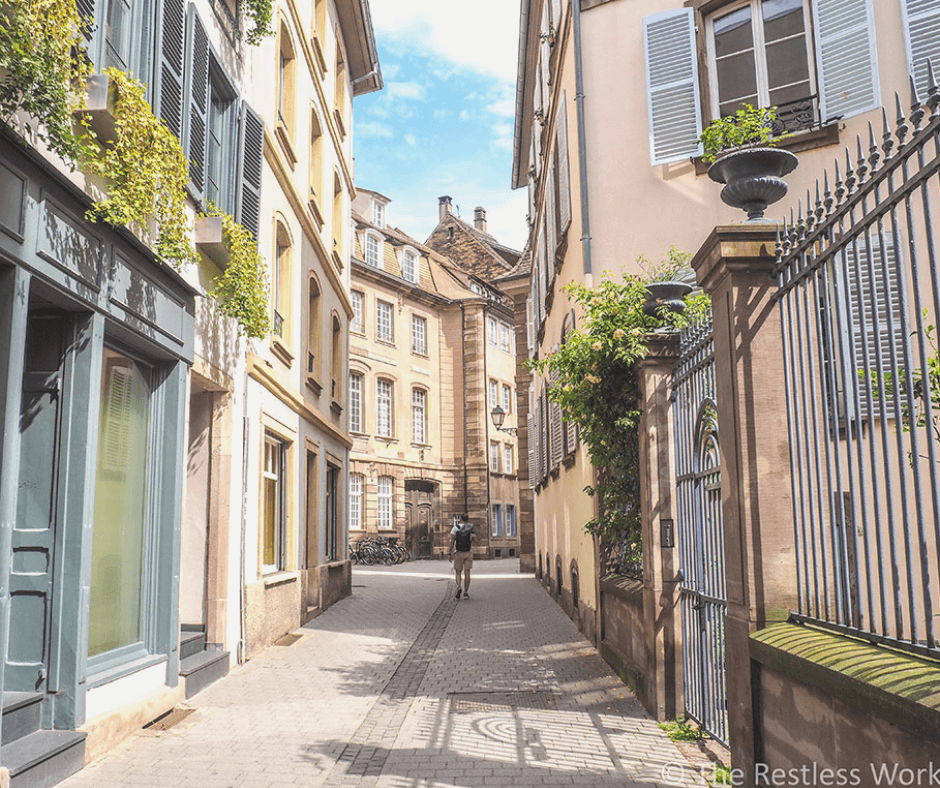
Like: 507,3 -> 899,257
59,561 -> 706,788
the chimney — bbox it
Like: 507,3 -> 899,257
438,195 -> 452,222
474,206 -> 487,233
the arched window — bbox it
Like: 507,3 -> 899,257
273,220 -> 293,339
309,108 -> 323,202
402,247 -> 419,283
307,275 -> 321,381
332,171 -> 345,259
364,231 -> 382,268
330,313 -> 342,402
277,22 -> 296,137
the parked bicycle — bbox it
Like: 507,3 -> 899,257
351,536 -> 411,565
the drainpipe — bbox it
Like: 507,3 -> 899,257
572,0 -> 593,275
460,303 -> 469,518
238,365 -> 250,664
482,304 -> 492,555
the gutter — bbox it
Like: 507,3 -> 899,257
511,0 -> 532,190
572,0 -> 593,275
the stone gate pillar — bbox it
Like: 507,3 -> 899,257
691,226 -> 797,776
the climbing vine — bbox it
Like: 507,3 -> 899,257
0,0 -> 93,164
205,207 -> 269,339
84,68 -> 195,267
240,0 -> 274,45
529,263 -> 709,568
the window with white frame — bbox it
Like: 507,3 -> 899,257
487,315 -> 498,346
412,388 -> 426,443
377,379 -> 393,437
489,379 -> 498,409
349,372 -> 363,432
365,233 -> 381,267
502,384 -> 512,413
377,475 -> 393,529
504,445 -> 513,475
506,504 -> 517,537
376,300 -> 394,343
402,249 -> 419,283
491,503 -> 503,537
349,473 -> 363,530
500,322 -> 512,353
351,291 -> 364,333
412,314 -> 427,355
372,200 -> 385,228
490,441 -> 500,472
262,433 -> 287,573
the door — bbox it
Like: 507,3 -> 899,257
6,314 -> 65,692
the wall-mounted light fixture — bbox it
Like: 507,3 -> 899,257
661,518 -> 675,549
490,405 -> 517,436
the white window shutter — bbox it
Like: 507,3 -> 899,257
527,413 -> 537,488
556,91 -> 572,233
812,0 -> 880,122
546,157 -> 557,281
643,8 -> 702,166
901,0 -> 940,95
550,369 -> 563,470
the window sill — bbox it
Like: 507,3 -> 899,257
692,122 -> 841,176
275,120 -> 298,169
330,399 -> 343,417
375,435 -> 398,444
308,189 -> 325,231
263,570 -> 300,588
311,35 -> 328,75
306,374 -> 323,396
412,350 -> 429,358
332,250 -> 344,273
334,108 -> 347,140
375,338 -> 396,348
271,338 -> 294,367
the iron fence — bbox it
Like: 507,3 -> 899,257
774,70 -> 940,658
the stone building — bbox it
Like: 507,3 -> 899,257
349,191 -> 522,559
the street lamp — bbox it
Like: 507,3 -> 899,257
490,405 -> 517,436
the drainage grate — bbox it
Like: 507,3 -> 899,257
145,707 -> 196,731
448,691 -> 557,714
274,633 -> 302,647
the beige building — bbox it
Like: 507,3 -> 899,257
349,191 -> 522,559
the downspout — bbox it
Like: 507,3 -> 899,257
460,303 -> 469,517
482,304 -> 492,554
572,0 -> 593,275
238,366 -> 250,664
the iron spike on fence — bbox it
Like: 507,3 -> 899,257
805,189 -> 816,233
882,107 -> 895,160
834,158 -> 845,205
856,135 -> 869,183
896,92 -> 910,146
824,170 -> 834,216
844,147 -> 857,194
910,74 -> 925,131
926,59 -> 940,116
868,121 -> 881,173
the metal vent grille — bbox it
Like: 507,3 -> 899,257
448,691 -> 557,714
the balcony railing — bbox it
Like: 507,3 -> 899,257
273,310 -> 284,338
307,351 -> 315,375
769,94 -> 821,136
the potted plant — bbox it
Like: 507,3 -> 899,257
639,246 -> 695,317
700,104 -> 797,222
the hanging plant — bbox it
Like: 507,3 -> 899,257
84,68 -> 195,268
0,0 -> 93,164
240,0 -> 274,45
529,264 -> 709,566
204,207 -> 269,339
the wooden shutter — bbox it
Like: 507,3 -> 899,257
566,419 -> 579,457
556,91 -> 572,233
236,102 -> 264,239
812,0 -> 879,122
643,8 -> 702,166
546,158 -> 557,280
154,0 -> 186,141
184,7 -> 210,198
76,0 -> 97,40
527,413 -> 537,488
901,0 -> 940,95
550,369 -> 563,470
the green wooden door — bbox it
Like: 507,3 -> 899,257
6,314 -> 65,692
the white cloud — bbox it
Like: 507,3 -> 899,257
459,110 -> 471,121
491,123 -> 514,151
369,0 -> 520,83
404,133 -> 417,146
388,81 -> 427,101
358,122 -> 395,139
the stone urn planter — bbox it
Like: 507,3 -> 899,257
643,281 -> 693,317
707,147 -> 798,222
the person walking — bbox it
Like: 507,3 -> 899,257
449,514 -> 476,600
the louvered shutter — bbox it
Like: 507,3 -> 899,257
537,225 -> 546,326
546,158 -> 557,278
566,419 -> 579,457
184,7 -> 210,199
541,9 -> 553,87
550,369 -> 563,469
534,393 -> 544,484
556,92 -> 572,233
527,413 -> 537,488
643,8 -> 702,166
901,0 -> 940,95
154,0 -> 186,142
812,0 -> 879,122
542,387 -> 551,481
236,102 -> 264,240
77,0 -> 97,41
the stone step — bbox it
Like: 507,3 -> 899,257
180,629 -> 207,662
1,693 -> 42,746
3,729 -> 86,788
179,649 -> 229,699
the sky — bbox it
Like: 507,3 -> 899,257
353,0 -> 529,252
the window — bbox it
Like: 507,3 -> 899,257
373,200 -> 385,228
377,476 -> 393,529
412,315 -> 427,355
351,291 -> 364,333
377,379 -> 393,437
501,322 -> 513,353
413,388 -> 427,444
490,441 -> 500,472
491,504 -> 503,538
504,445 -> 513,475
489,379 -> 498,409
307,277 -> 321,380
487,315 -> 498,346
330,314 -> 342,402
204,65 -> 237,212
502,384 -> 512,413
309,109 -> 324,200
262,433 -> 287,574
706,0 -> 814,120
349,474 -> 363,530
365,233 -> 381,267
274,223 -> 292,339
376,300 -> 394,343
349,372 -> 363,432
402,249 -> 418,283
506,505 -> 517,538
277,23 -> 296,135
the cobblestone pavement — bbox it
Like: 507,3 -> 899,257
59,560 -> 707,788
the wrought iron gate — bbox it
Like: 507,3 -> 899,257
672,319 -> 728,744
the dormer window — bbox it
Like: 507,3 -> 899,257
402,248 -> 419,283
365,232 -> 382,268
372,200 -> 385,228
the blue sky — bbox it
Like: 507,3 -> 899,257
353,0 -> 529,252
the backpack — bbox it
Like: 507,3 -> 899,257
454,525 -> 473,553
